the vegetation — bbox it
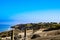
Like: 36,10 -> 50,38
11,22 -> 60,31
31,34 -> 40,39
0,22 -> 60,40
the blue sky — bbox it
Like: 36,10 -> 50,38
0,0 -> 60,32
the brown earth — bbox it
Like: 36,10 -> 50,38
31,35 -> 60,40
31,29 -> 60,40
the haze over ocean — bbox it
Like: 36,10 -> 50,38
0,0 -> 60,32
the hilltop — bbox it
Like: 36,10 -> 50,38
1,22 -> 60,40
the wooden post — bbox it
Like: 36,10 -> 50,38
24,27 -> 26,40
0,37 -> 1,40
11,30 -> 14,40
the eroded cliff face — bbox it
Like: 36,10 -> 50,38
34,29 -> 60,37
16,29 -> 60,40
31,29 -> 60,40
1,28 -> 60,40
31,35 -> 60,40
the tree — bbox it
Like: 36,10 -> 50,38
30,23 -> 40,34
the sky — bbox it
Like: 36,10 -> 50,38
0,0 -> 60,32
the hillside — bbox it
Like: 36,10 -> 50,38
31,29 -> 60,40
1,22 -> 60,40
32,35 -> 60,40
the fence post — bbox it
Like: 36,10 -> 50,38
24,27 -> 26,40
11,30 -> 14,40
0,36 -> 1,40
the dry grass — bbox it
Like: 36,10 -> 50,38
31,35 -> 60,40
